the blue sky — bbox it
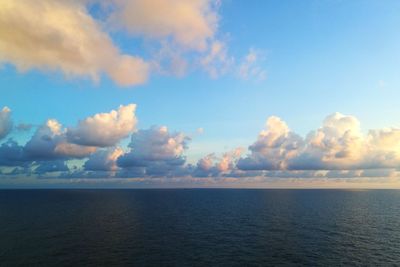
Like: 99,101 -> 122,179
1,0 -> 400,187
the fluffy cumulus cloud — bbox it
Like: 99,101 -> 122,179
0,104 -> 137,176
67,104 -> 137,147
363,128 -> 400,168
24,104 -> 137,161
0,107 -> 12,140
117,126 -> 190,176
238,116 -> 303,171
239,112 -> 400,172
288,113 -> 365,170
194,148 -> 243,177
0,0 -> 149,86
24,119 -> 96,160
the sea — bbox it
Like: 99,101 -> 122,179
0,189 -> 399,266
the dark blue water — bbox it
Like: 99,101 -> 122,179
1,189 -> 399,266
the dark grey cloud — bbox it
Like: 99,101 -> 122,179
0,140 -> 28,166
34,161 -> 69,174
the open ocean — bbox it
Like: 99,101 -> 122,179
0,189 -> 399,266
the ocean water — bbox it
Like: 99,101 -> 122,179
0,189 -> 399,266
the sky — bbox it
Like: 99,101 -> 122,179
1,0 -> 400,188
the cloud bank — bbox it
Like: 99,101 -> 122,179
239,113 -> 400,175
1,105 -> 400,182
0,104 -> 135,175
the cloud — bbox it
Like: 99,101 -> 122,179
109,0 -> 219,51
237,116 -> 303,170
257,169 -> 400,179
0,0 -> 264,86
239,112 -> 400,172
5,104 -> 400,181
119,126 -> 189,164
362,127 -> 400,169
109,0 -> 243,79
0,107 -> 12,140
0,0 -> 149,86
200,40 -> 233,78
0,104 -> 135,173
25,119 -> 96,160
288,113 -> 365,170
0,140 -> 27,166
194,148 -> 243,177
237,48 -> 266,81
24,103 -> 137,162
34,160 -> 69,174
117,126 -> 190,176
67,104 -> 137,147
84,147 -> 124,172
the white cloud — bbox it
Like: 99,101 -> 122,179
67,104 -> 137,147
0,107 -> 12,140
238,48 -> 266,81
109,0 -> 241,79
149,41 -> 189,77
238,116 -> 303,170
118,126 -> 189,165
239,112 -> 400,172
363,127 -> 400,168
0,0 -> 149,86
289,112 -> 365,170
109,0 -> 219,51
